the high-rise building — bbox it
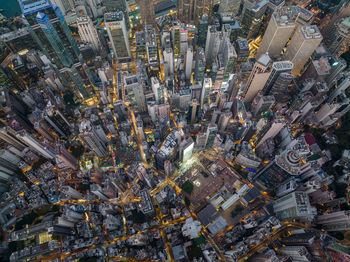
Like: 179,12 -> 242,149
328,73 -> 350,101
56,145 -> 78,170
179,138 -> 194,163
205,26 -> 219,67
79,120 -> 109,158
145,25 -> 159,70
188,99 -> 199,124
243,54 -> 272,102
200,78 -> 212,107
256,119 -> 285,147
178,0 -> 212,24
263,61 -> 294,102
278,246 -> 312,261
235,39 -> 250,62
61,186 -> 83,199
316,211 -> 350,231
103,0 -> 130,29
185,46 -> 193,81
0,87 -> 33,131
218,111 -> 232,131
240,0 -> 268,39
283,25 -> 323,76
151,77 -> 164,104
44,103 -> 71,138
50,0 -> 74,16
105,12 -> 131,62
124,75 -> 147,112
194,47 -> 206,84
0,127 -> 27,151
77,16 -> 101,52
251,95 -> 275,117
19,0 -> 94,100
197,15 -> 209,48
325,16 -> 350,56
163,48 -> 174,77
135,0 -> 155,25
326,57 -> 347,87
256,10 -> 296,59
273,191 -> 315,221
16,131 -> 55,159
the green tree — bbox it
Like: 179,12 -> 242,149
181,181 -> 194,194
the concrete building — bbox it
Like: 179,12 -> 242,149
163,48 -> 174,77
185,46 -> 193,81
264,61 -> 294,102
283,25 -> 323,76
325,16 -> 350,56
104,12 -> 131,61
316,211 -> 350,231
124,75 -> 147,112
205,26 -> 219,67
240,0 -> 268,39
218,111 -> 232,131
243,54 -> 272,102
273,191 -> 316,221
79,120 -> 109,157
257,10 -> 296,59
77,16 -> 101,51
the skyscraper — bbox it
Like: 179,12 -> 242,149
263,61 -> 294,102
256,10 -> 296,59
0,127 -> 27,151
218,111 -> 232,131
163,48 -> 174,77
283,25 -> 323,76
273,191 -> 315,221
200,78 -> 212,107
103,0 -> 130,29
16,131 -> 55,159
0,87 -> 33,132
188,99 -> 199,124
240,0 -> 268,39
77,16 -> 101,52
56,145 -> 78,170
316,211 -> 350,231
151,77 -> 164,104
243,54 -> 272,102
325,16 -> 350,56
19,0 -> 93,100
145,25 -> 159,69
185,46 -> 193,82
105,12 -> 131,62
177,0 -> 211,24
205,26 -> 219,67
194,47 -> 206,84
79,120 -> 109,158
124,75 -> 147,112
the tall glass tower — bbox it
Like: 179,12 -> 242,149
18,0 -> 94,100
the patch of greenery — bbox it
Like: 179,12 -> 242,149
131,210 -> 146,224
193,235 -> 206,246
231,205 -> 244,218
181,181 -> 194,194
70,145 -> 84,159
